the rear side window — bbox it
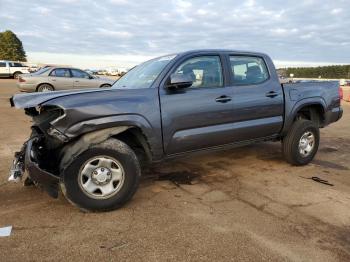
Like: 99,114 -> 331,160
0,62 -> 6,67
9,62 -> 23,67
230,56 -> 269,85
71,69 -> 90,79
174,56 -> 223,88
50,68 -> 71,77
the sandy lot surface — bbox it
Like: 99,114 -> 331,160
0,79 -> 349,261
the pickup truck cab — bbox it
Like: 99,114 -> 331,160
9,50 -> 343,211
0,60 -> 30,79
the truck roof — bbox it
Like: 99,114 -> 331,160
0,60 -> 26,63
177,49 -> 269,57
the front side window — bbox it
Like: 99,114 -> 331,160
13,62 -> 23,67
50,68 -> 70,77
71,69 -> 90,79
230,56 -> 269,85
0,62 -> 6,67
174,56 -> 223,88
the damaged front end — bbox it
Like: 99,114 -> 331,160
9,105 -> 68,198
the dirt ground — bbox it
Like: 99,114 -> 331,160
0,79 -> 349,261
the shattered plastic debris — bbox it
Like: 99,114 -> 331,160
0,226 -> 12,237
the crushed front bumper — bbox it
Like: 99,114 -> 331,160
8,137 -> 59,198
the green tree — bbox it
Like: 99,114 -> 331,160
0,30 -> 27,61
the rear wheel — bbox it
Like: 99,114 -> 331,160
13,72 -> 21,79
282,119 -> 319,166
37,84 -> 54,92
60,138 -> 141,211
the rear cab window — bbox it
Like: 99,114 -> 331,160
229,56 -> 269,85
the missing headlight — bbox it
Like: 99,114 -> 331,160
47,127 -> 69,142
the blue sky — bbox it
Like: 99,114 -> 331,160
0,0 -> 349,68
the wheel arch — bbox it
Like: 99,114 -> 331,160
36,82 -> 55,92
282,98 -> 326,136
59,125 -> 153,174
293,103 -> 326,126
13,71 -> 22,78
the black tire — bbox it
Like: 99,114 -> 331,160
282,119 -> 320,166
60,138 -> 141,212
100,84 -> 111,88
13,72 -> 21,79
37,83 -> 54,92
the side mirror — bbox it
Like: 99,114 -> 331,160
88,75 -> 94,79
167,73 -> 193,89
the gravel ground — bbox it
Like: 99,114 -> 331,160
0,79 -> 349,261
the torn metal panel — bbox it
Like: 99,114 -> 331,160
59,126 -> 130,172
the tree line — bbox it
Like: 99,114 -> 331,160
280,65 -> 350,79
0,30 -> 27,61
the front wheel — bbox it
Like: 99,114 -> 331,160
282,119 -> 320,166
60,139 -> 141,211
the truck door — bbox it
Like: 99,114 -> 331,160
159,54 -> 236,155
0,62 -> 9,77
228,55 -> 284,141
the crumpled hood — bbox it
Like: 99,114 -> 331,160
10,88 -> 106,109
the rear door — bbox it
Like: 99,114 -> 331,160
70,69 -> 98,89
227,55 -> 284,141
48,68 -> 73,90
0,62 -> 9,77
159,54 -> 237,155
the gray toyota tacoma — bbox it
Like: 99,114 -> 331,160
9,50 -> 343,211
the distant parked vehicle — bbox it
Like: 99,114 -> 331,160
28,65 -> 39,73
0,60 -> 30,79
17,67 -> 115,92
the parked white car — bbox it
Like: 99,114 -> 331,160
0,60 -> 30,79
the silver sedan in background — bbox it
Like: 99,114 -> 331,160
17,67 -> 115,92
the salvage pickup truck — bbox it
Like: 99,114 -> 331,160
9,50 -> 343,211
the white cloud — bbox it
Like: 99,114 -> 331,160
1,0 -> 349,67
109,0 -> 129,5
197,9 -> 208,15
174,0 -> 192,9
331,8 -> 342,15
32,6 -> 51,16
96,29 -> 133,38
244,0 -> 255,7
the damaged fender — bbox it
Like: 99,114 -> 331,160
59,126 -> 130,173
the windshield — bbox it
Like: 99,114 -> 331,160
33,67 -> 51,75
112,55 -> 176,89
